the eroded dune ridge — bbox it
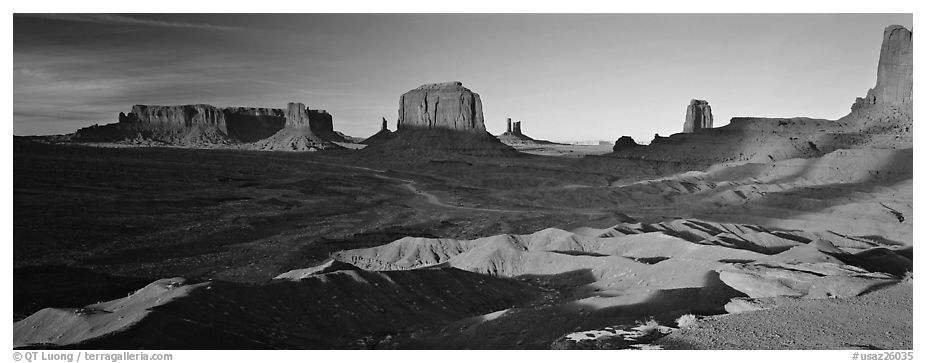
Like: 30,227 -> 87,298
13,25 -> 912,349
14,219 -> 910,349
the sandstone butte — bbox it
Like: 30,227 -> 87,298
397,81 -> 486,132
608,25 -> 912,168
364,81 -> 516,155
683,99 -> 713,133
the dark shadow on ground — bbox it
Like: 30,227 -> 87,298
13,266 -> 150,321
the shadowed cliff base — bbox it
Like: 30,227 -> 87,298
362,127 -> 519,157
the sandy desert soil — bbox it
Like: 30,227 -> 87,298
506,143 -> 614,158
658,283 -> 912,350
12,140 -> 633,320
13,133 -> 912,349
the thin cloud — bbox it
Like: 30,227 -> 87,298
235,78 -> 351,97
20,13 -> 242,31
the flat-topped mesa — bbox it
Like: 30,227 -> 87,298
854,25 -> 913,109
683,99 -> 713,133
112,104 -> 288,143
92,102 -> 346,148
224,107 -> 284,118
120,104 -> 230,132
118,104 -> 286,128
397,81 -> 486,132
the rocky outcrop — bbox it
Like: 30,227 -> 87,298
683,99 -> 713,133
612,136 -> 639,152
285,102 -> 309,128
397,81 -> 486,132
366,82 -> 516,156
286,102 -> 334,133
249,103 -> 342,151
854,25 -> 912,108
74,101 -> 348,150
119,104 -> 227,132
608,26 -> 913,166
551,323 -> 673,350
362,117 -> 395,145
837,25 -> 913,149
223,107 -> 286,142
497,119 -> 556,146
717,261 -> 897,299
284,102 -> 344,142
88,104 -> 288,145
248,128 -> 341,151
116,105 -> 284,135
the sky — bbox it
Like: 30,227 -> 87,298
13,13 -> 912,143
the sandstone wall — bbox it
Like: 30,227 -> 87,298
122,104 -> 229,132
869,25 -> 912,104
286,102 -> 334,133
683,100 -> 713,133
397,81 -> 486,132
224,108 -> 286,142
854,25 -> 913,109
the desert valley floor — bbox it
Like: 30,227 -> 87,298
12,136 -> 912,349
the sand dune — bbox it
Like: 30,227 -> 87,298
15,268 -> 540,349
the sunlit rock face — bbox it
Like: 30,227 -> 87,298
683,99 -> 713,133
119,104 -> 286,133
121,104 -> 231,132
82,102 -> 343,145
857,25 -> 913,106
397,81 -> 486,132
285,102 -> 334,133
115,104 -> 287,143
610,25 -> 915,167
285,102 -> 310,128
364,81 -> 515,156
840,25 -> 912,148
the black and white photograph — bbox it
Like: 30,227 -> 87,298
8,4 -> 918,357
